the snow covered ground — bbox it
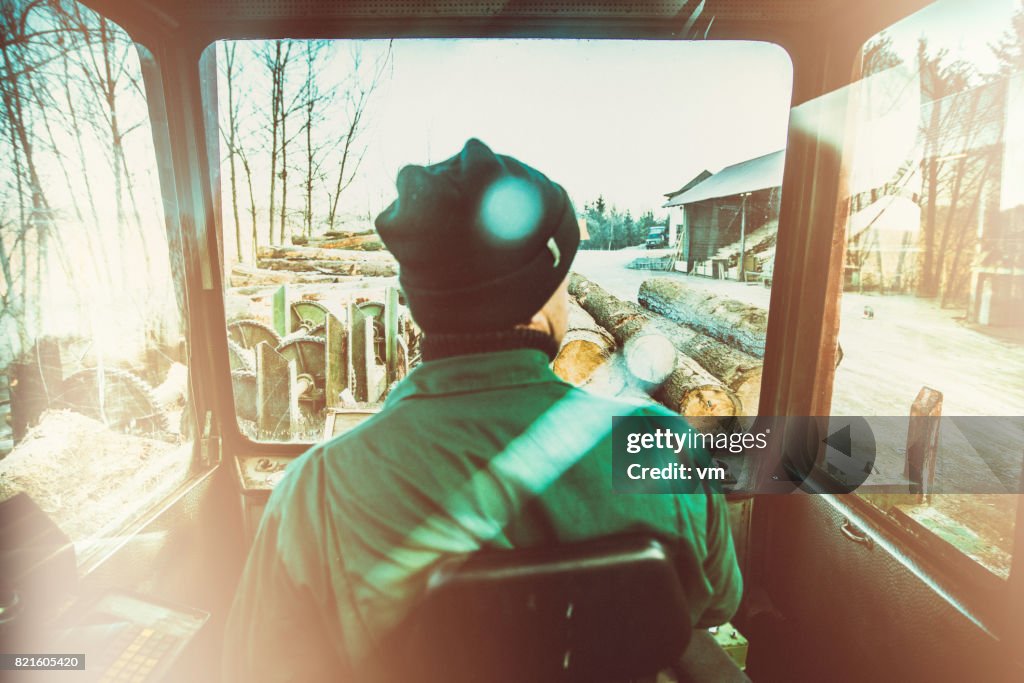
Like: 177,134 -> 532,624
574,247 -> 1024,418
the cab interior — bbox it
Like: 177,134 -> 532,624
1,0 -> 1023,680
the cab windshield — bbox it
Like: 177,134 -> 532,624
209,38 -> 793,442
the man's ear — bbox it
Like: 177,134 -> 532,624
521,309 -> 554,336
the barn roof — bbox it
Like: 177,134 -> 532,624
663,170 -> 713,199
664,150 -> 785,207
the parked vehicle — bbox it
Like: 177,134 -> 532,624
646,225 -> 669,249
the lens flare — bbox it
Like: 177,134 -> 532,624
479,176 -> 543,244
624,334 -> 677,385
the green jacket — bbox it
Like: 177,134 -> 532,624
224,349 -> 742,681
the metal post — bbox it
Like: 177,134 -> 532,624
348,301 -> 366,401
384,287 -> 400,385
363,316 -> 376,401
256,341 -> 297,439
325,313 -> 346,408
272,284 -> 290,337
738,193 -> 747,282
905,386 -> 943,502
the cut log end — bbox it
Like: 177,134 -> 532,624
731,369 -> 763,416
570,272 -> 745,417
624,335 -> 676,385
553,340 -> 612,386
568,352 -> 629,399
553,300 -> 616,386
674,386 -> 740,417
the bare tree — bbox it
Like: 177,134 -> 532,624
0,0 -> 176,367
58,3 -> 154,280
917,39 -> 975,298
0,0 -> 54,331
221,42 -> 243,261
214,40 -> 392,250
278,50 -> 311,244
261,39 -> 294,245
219,41 -> 261,262
861,34 -> 902,78
326,42 -> 392,231
238,143 -> 259,263
991,7 -> 1024,75
279,69 -> 289,244
301,40 -> 331,237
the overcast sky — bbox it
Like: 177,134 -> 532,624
332,39 -> 794,216
215,0 -> 1022,219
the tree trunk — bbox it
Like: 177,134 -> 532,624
87,16 -> 153,277
638,277 -> 768,358
305,104 -> 314,238
256,258 -> 397,277
942,154 -> 993,308
294,228 -> 375,245
225,43 -> 243,262
322,228 -> 375,238
328,116 -> 356,230
240,151 -> 258,262
919,62 -> 944,298
295,233 -> 384,250
229,264 -> 368,287
26,69 -> 109,297
569,274 -> 740,417
651,356 -> 740,417
303,44 -> 317,238
553,300 -> 616,385
59,43 -> 112,289
279,82 -> 289,244
257,244 -> 395,263
267,40 -> 282,244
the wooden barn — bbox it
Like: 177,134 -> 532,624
663,150 -> 784,279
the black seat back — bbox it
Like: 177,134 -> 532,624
381,535 -> 692,683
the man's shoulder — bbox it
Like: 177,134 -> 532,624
268,388 -> 681,510
261,420 -> 392,532
559,385 -> 680,420
263,410 -> 391,499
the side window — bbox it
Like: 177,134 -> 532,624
214,39 -> 792,443
832,0 -> 1024,579
0,1 -> 198,566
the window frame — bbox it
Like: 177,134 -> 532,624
0,1 -> 221,572
770,0 -> 1024,642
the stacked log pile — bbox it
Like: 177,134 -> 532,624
230,264 -> 359,287
228,233 -> 394,287
638,277 -> 767,358
292,228 -> 385,251
567,274 -> 737,416
256,245 -> 397,277
557,273 -> 767,416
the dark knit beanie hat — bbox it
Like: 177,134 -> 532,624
374,138 -> 580,333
